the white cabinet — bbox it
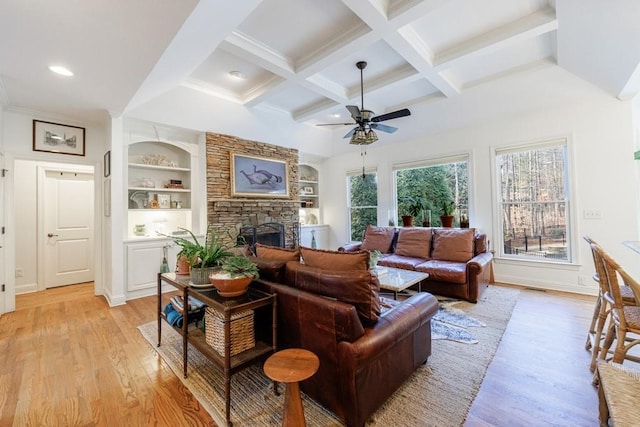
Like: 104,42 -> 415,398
300,225 -> 329,249
125,239 -> 180,295
299,164 -> 321,226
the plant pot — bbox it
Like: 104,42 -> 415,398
440,215 -> 455,228
176,255 -> 190,275
209,274 -> 253,297
401,215 -> 414,227
190,266 -> 218,284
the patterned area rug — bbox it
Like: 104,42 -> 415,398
138,285 -> 519,426
432,299 -> 487,344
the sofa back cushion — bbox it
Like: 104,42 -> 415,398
431,228 -> 475,262
361,225 -> 396,253
285,261 -> 381,325
255,243 -> 300,262
300,247 -> 369,271
394,227 -> 432,259
474,233 -> 487,255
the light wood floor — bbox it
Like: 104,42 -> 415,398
0,283 -> 605,426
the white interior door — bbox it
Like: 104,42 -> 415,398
43,170 -> 94,288
0,153 -> 4,313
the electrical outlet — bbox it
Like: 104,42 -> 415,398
583,210 -> 602,220
15,268 -> 24,278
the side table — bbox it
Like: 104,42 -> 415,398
264,348 -> 319,427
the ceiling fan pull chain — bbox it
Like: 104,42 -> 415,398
361,146 -> 367,179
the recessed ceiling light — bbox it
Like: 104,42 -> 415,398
229,70 -> 245,80
49,65 -> 74,76
330,113 -> 341,118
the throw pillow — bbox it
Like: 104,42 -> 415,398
300,247 -> 369,271
361,225 -> 396,253
394,227 -> 432,259
431,228 -> 475,262
255,243 -> 300,262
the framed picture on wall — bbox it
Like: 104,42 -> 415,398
33,120 -> 86,156
230,153 -> 289,198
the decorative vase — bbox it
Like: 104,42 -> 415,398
190,266 -> 217,285
401,215 -> 414,227
440,215 -> 455,228
209,274 -> 253,297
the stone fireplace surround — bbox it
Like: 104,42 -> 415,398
206,132 -> 299,249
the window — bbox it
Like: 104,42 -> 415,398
394,156 -> 469,227
496,140 -> 571,262
347,170 -> 377,241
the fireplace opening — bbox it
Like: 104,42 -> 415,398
237,222 -> 285,253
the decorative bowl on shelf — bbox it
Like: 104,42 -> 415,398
209,273 -> 254,297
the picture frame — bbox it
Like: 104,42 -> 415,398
103,178 -> 111,217
104,150 -> 111,177
302,186 -> 314,195
33,120 -> 86,156
156,194 -> 171,209
230,153 -> 289,198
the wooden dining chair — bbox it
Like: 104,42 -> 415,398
583,236 -> 635,371
594,244 -> 640,369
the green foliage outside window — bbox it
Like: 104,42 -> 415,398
348,172 -> 377,241
396,162 -> 468,226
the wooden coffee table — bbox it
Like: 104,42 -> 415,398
264,348 -> 319,427
374,266 -> 429,299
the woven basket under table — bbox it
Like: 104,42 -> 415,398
204,307 -> 255,357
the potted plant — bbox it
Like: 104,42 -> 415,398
167,226 -> 232,284
440,200 -> 456,228
209,254 -> 260,297
400,196 -> 425,227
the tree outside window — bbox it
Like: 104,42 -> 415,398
348,171 -> 377,241
496,141 -> 570,262
395,159 -> 469,227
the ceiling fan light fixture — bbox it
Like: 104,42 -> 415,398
364,129 -> 378,144
350,128 -> 368,145
228,70 -> 245,80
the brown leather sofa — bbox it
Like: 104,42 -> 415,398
339,226 -> 493,303
250,245 -> 438,427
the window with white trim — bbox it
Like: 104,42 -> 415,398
496,140 -> 571,262
347,170 -> 377,241
393,155 -> 469,227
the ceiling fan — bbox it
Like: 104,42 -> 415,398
316,61 -> 411,145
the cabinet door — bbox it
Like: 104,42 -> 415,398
126,242 -> 179,292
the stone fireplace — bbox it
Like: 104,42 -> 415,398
205,132 -> 299,248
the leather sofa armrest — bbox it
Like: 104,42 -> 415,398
466,251 -> 493,273
338,242 -> 363,252
337,292 -> 438,360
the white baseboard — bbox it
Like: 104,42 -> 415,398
15,283 -> 38,295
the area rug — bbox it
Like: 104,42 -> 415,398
432,299 -> 487,344
138,285 -> 519,427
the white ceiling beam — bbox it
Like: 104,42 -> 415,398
124,0 -> 264,112
292,98 -> 341,122
434,8 -> 558,70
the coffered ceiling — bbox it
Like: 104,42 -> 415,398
1,0 -> 639,150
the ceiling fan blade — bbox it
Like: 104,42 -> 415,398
370,123 -> 398,133
343,127 -> 358,138
316,122 -> 356,127
346,105 -> 361,120
372,108 -> 411,122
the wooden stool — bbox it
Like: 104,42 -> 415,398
264,348 -> 319,427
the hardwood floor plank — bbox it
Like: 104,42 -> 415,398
0,282 -> 614,426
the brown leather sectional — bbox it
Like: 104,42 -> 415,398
340,226 -> 493,302
250,245 -> 438,427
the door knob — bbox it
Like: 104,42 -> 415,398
47,233 -> 59,238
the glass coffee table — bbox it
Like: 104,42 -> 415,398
374,266 -> 429,300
